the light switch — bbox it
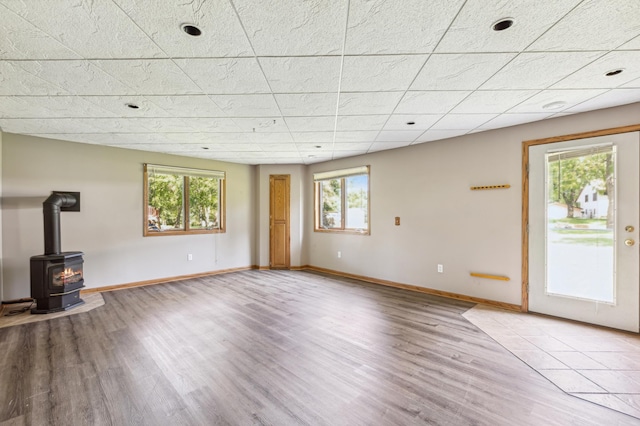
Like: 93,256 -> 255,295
395,217 -> 400,226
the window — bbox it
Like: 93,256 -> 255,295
314,166 -> 369,234
585,194 -> 589,202
144,164 -> 225,236
593,192 -> 598,201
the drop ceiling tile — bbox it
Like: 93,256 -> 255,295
291,132 -> 334,143
430,114 -> 498,130
140,96 -> 228,117
368,141 -> 412,152
552,51 -> 640,89
112,0 -> 252,58
285,116 -> 335,132
35,133 -> 117,145
93,60 -> 201,95
274,93 -> 338,117
0,118 -> 103,134
260,57 -> 342,93
384,114 -> 443,130
482,52 -> 606,90
175,58 -> 271,94
80,96 -> 172,117
436,0 -> 580,53
395,91 -> 471,114
623,77 -> 640,88
111,143 -> 168,153
0,4 -> 80,59
234,0 -> 345,55
254,143 -> 298,152
2,0 -> 165,58
529,0 -> 640,51
411,53 -> 515,91
619,35 -> 640,50
332,142 -> 373,151
249,133 -> 294,144
0,96 -> 116,118
332,150 -> 368,159
334,131 -> 380,142
564,88 -> 640,113
476,113 -> 554,130
338,92 -> 404,115
341,55 -> 426,91
375,130 -> 423,142
196,143 -> 265,152
0,62 -> 70,95
413,129 -> 468,143
78,118 -> 158,133
337,115 -> 388,131
508,89 -> 608,113
451,90 -> 538,113
297,144 -> 332,153
209,94 -> 281,117
13,61 -> 134,95
233,117 -> 289,133
345,0 -> 464,54
136,118 -> 242,133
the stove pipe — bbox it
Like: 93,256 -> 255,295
43,193 -> 77,255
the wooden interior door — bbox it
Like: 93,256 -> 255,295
270,175 -> 290,269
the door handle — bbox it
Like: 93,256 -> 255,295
624,239 -> 635,247
625,225 -> 635,232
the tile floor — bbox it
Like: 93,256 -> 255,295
463,304 -> 640,420
0,292 -> 104,329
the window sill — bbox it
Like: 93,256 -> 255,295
144,229 -> 225,237
314,228 -> 370,235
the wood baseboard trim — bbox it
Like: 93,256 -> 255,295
303,265 -> 521,312
81,266 -> 255,295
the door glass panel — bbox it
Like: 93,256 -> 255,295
545,145 -> 616,303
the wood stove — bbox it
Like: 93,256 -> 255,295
30,192 -> 85,314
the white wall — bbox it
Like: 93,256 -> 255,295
2,134 -> 255,299
255,165 -> 306,268
305,103 -> 640,306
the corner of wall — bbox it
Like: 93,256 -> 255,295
0,129 -> 3,303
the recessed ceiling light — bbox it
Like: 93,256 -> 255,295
125,103 -> 139,109
542,101 -> 567,110
315,145 -> 322,148
181,23 -> 202,37
605,69 -> 624,77
308,154 -> 315,158
202,147 -> 209,150
406,121 -> 415,126
492,18 -> 514,31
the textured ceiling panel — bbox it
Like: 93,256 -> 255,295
552,51 -> 640,89
395,91 -> 472,114
0,4 -> 80,60
1,0 -> 165,58
411,53 -> 515,91
508,89 -> 608,113
338,92 -> 404,115
341,55 -> 427,91
1,1 -> 639,164
175,58 -> 271,94
260,57 -> 342,93
113,0 -> 253,58
274,93 -> 338,117
529,0 -> 640,51
345,0 -> 465,54
482,52 -> 606,90
436,0 -> 581,53
451,90 -> 538,114
234,0 -> 346,56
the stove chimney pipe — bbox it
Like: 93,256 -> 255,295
43,193 -> 77,255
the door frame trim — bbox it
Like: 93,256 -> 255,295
522,124 -> 640,312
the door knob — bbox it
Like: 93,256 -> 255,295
625,239 -> 635,247
625,225 -> 635,232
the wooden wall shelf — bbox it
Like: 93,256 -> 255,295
470,184 -> 511,190
470,272 -> 510,281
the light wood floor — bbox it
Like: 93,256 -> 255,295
0,270 -> 637,425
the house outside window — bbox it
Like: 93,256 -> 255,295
144,164 -> 225,236
314,166 -> 370,234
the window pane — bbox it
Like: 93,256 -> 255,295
346,175 -> 368,230
148,173 -> 184,231
320,179 -> 342,229
189,176 -> 220,230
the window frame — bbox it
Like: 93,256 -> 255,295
314,165 -> 370,235
143,164 -> 226,237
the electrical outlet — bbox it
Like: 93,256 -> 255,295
188,254 -> 193,261
437,264 -> 443,273
337,251 -> 341,258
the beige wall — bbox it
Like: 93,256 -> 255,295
1,134 -> 255,300
0,130 -> 3,302
305,103 -> 640,306
255,165 -> 306,268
